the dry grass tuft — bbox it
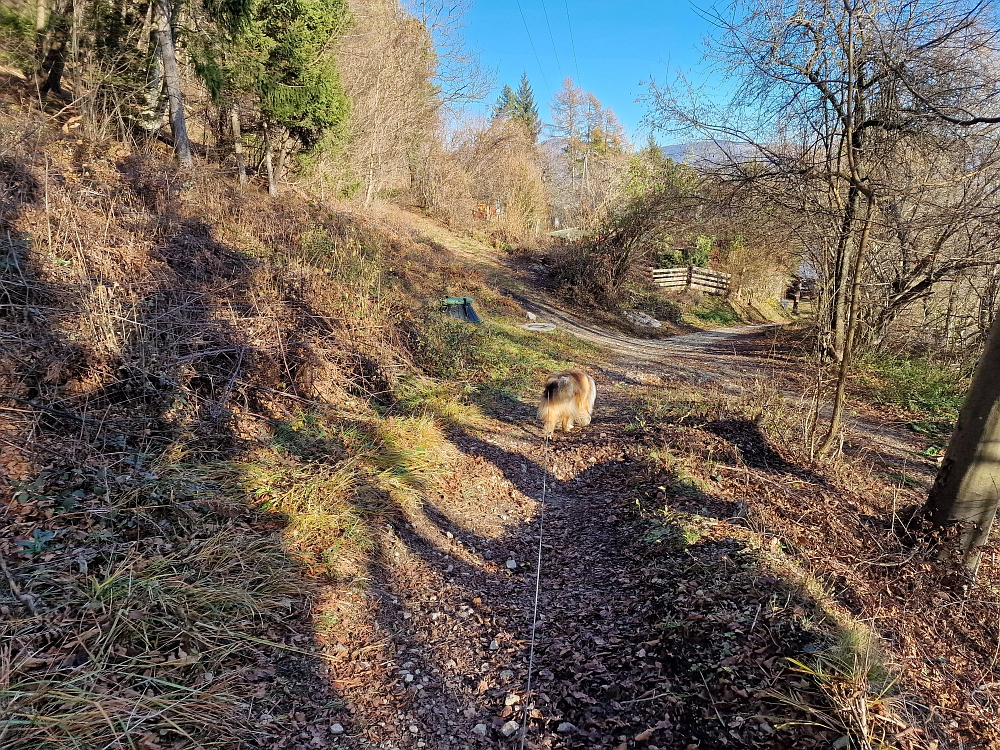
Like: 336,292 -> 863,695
0,527 -> 303,749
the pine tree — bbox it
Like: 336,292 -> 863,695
511,72 -> 541,143
208,0 -> 351,192
493,84 -> 515,119
493,74 -> 541,143
245,0 -> 350,142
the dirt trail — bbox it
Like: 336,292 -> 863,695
319,380 -> 813,750
298,213 -> 940,750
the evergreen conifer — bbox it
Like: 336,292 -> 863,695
493,84 -> 515,119
493,73 -> 541,143
512,72 -> 541,143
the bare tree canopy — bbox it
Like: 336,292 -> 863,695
646,0 -> 1000,460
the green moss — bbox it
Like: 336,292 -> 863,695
688,296 -> 740,326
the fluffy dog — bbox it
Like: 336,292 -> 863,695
538,368 -> 597,436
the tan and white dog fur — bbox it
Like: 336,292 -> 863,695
538,369 -> 597,436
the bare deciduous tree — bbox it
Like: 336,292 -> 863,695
330,0 -> 488,204
646,0 -> 1000,459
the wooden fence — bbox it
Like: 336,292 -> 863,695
649,266 -> 731,295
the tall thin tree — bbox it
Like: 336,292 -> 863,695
154,0 -> 193,167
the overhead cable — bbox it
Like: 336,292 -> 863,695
515,0 -> 552,96
539,0 -> 564,79
563,0 -> 583,87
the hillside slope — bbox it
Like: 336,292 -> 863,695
2,106 -> 999,750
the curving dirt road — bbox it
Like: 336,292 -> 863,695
392,206 -> 787,388
518,293 -> 785,386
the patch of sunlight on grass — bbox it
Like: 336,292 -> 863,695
394,376 -> 486,428
414,313 -> 603,408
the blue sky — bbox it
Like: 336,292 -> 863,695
461,0 -> 719,143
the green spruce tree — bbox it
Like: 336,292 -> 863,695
203,0 -> 350,193
493,84 -> 515,119
243,0 -> 350,143
511,72 -> 541,143
493,74 -> 541,143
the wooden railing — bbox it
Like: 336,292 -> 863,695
648,266 -> 731,295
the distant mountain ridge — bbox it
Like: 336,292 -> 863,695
538,137 -> 755,167
659,140 -> 756,165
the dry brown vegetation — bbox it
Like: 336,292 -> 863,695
0,86 -> 590,746
2,59 -> 999,750
618,338 -> 1000,749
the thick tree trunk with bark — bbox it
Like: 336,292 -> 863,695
925,311 -> 1000,572
141,46 -> 165,132
153,0 -> 192,168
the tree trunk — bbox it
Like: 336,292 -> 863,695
264,129 -> 277,197
70,0 -> 80,100
154,0 -> 193,168
830,184 -> 860,361
36,0 -> 47,32
231,108 -> 246,185
274,128 -> 290,184
139,30 -> 165,132
364,164 -> 375,206
943,279 -> 957,350
981,266 -> 1000,333
139,0 -> 153,53
39,38 -> 65,94
818,197 -> 875,456
35,0 -> 47,62
925,310 -> 1000,574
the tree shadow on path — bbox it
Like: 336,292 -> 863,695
358,416 -> 838,750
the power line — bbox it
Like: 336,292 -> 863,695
539,0 -> 563,80
563,0 -> 583,87
515,0 -> 552,97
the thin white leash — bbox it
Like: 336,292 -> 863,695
518,432 -> 550,750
